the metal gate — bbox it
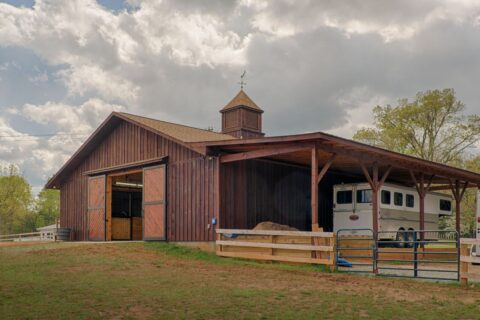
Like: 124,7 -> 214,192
336,229 -> 459,281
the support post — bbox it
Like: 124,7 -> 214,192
410,172 -> 434,243
372,164 -> 379,238
456,180 -> 461,234
214,157 -> 221,232
449,179 -> 468,235
311,144 -> 319,231
360,162 -> 386,238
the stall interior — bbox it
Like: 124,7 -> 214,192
111,172 -> 143,240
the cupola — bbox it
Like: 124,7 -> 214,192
220,90 -> 264,139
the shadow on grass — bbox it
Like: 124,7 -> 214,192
143,241 -> 332,273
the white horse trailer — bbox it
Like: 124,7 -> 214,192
333,183 -> 453,241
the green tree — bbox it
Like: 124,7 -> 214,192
0,165 -> 34,234
35,188 -> 60,227
353,89 -> 480,164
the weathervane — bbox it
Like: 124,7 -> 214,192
239,70 -> 246,90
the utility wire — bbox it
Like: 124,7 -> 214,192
0,132 -> 90,141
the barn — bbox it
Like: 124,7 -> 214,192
46,90 -> 480,247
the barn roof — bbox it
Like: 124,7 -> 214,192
118,112 -> 235,143
221,90 -> 263,112
46,112 -> 236,188
192,131 -> 480,186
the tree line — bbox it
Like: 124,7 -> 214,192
0,165 -> 59,235
353,88 -> 480,237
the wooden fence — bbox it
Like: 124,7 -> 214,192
216,229 -> 335,266
460,238 -> 480,285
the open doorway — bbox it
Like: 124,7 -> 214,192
102,164 -> 167,241
109,172 -> 143,240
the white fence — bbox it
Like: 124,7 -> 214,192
0,230 -> 58,242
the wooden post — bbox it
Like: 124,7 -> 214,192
360,163 -> 391,240
410,172 -> 434,244
460,242 -> 469,286
311,144 -> 319,231
372,164 -> 379,237
449,179 -> 468,235
106,175 -> 112,241
214,157 -> 221,232
455,180 -> 461,234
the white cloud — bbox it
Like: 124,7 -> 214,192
1,98 -> 124,184
1,0 -> 480,191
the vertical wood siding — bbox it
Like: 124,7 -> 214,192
220,160 -> 360,231
60,121 -> 215,241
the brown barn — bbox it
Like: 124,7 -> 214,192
46,90 -> 480,244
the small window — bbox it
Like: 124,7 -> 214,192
357,189 -> 373,203
394,192 -> 403,206
440,199 -> 451,211
406,194 -> 414,208
381,190 -> 391,204
337,190 -> 352,204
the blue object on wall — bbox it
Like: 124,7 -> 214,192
211,217 -> 217,225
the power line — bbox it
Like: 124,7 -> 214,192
0,132 -> 90,141
0,132 -> 90,138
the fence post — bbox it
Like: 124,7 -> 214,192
373,230 -> 378,274
460,242 -> 469,286
413,231 -> 418,278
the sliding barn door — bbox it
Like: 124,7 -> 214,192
143,165 -> 166,240
87,175 -> 106,241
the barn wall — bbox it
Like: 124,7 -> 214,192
60,121 -> 216,241
221,160 -> 360,232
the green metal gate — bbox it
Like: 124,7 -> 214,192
336,229 -> 459,281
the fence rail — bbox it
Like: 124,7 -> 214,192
0,228 -> 71,242
216,229 -> 335,266
460,238 -> 480,285
0,231 -> 56,242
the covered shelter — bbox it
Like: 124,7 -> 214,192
196,132 -> 480,239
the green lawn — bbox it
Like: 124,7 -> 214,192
1,242 -> 479,319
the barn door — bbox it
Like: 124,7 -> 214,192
88,175 -> 106,241
143,164 -> 166,240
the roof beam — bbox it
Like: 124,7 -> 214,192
220,143 -> 313,163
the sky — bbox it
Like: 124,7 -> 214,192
1,0 -> 480,193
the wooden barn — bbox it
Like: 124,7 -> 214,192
46,90 -> 480,251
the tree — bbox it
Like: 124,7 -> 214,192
0,165 -> 34,234
353,89 -> 480,164
35,188 -> 60,227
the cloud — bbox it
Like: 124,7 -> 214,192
1,0 -> 480,190
1,98 -> 124,186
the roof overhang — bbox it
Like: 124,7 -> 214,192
191,131 -> 480,187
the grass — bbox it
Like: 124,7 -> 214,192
1,241 -> 480,319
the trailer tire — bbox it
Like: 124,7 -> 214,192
405,228 -> 415,248
395,228 -> 406,248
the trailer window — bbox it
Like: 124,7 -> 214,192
440,199 -> 451,211
357,189 -> 373,203
394,192 -> 403,206
336,190 -> 352,204
381,190 -> 391,204
406,194 -> 414,208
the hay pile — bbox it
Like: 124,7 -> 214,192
253,221 -> 298,231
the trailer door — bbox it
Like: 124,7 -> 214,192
143,164 -> 166,240
87,175 -> 106,241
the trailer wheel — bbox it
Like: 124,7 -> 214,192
405,228 -> 415,248
395,229 -> 406,248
